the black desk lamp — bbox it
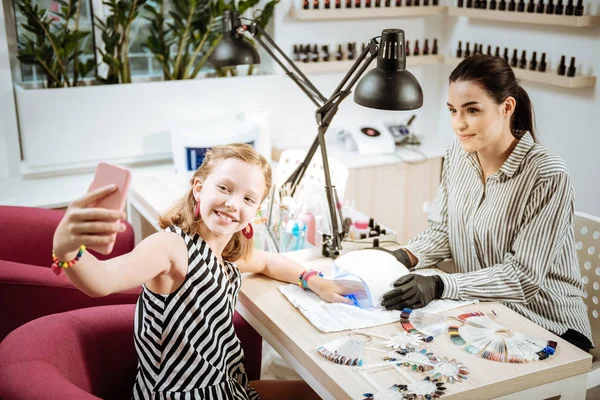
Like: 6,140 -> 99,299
211,10 -> 423,258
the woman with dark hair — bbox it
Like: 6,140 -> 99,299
380,54 -> 593,352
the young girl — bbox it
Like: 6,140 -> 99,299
52,143 -> 352,399
380,54 -> 593,352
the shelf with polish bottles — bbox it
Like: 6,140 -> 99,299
448,0 -> 600,27
293,39 -> 442,74
444,42 -> 597,88
290,0 -> 446,20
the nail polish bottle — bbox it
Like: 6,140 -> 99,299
424,0 -> 430,5
526,0 -> 535,12
529,51 -> 537,70
312,44 -> 320,62
325,0 -> 332,8
303,0 -> 310,9
336,44 -> 343,61
304,45 -> 312,63
499,0 -> 507,10
396,0 -> 402,5
313,0 -> 320,9
503,48 -> 509,63
375,0 -> 381,5
478,44 -> 483,53
366,0 -> 372,6
355,0 -> 361,8
508,0 -> 516,11
465,42 -> 471,57
458,0 -> 464,5
385,0 -> 391,6
481,0 -> 488,8
322,45 -> 330,61
415,0 -> 421,6
511,49 -> 518,67
555,0 -> 563,14
519,50 -> 527,69
538,52 -> 547,72
567,57 -> 576,77
472,43 -> 478,53
474,0 -> 479,7
348,43 -> 356,60
406,0 -> 412,6
557,55 -> 566,76
517,0 -> 525,11
495,46 -> 500,57
413,40 -> 420,56
574,0 -> 583,15
536,0 -> 544,13
565,0 -> 573,14
546,0 -> 554,14
423,39 -> 430,55
346,0 -> 352,8
485,45 -> 491,55
433,0 -> 439,5
467,0 -> 473,7
490,0 -> 497,9
406,40 -> 410,56
293,45 -> 299,62
456,41 -> 463,58
432,39 -> 438,55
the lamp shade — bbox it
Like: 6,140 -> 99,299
210,11 -> 261,67
354,29 -> 423,110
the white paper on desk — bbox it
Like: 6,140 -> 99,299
279,284 -> 478,333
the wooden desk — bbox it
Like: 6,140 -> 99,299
128,174 -> 592,400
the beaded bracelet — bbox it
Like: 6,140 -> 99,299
51,245 -> 86,276
298,269 -> 323,290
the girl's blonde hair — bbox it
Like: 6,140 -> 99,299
159,143 -> 272,262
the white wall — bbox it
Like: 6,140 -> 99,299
441,5 -> 600,216
0,0 -> 20,180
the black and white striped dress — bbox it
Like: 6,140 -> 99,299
405,132 -> 592,342
132,226 -> 260,399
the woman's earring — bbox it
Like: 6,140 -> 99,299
242,224 -> 254,239
194,200 -> 201,219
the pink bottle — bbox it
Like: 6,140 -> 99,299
298,206 -> 316,245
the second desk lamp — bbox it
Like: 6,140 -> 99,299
211,10 -> 423,258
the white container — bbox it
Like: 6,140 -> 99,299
170,120 -> 259,173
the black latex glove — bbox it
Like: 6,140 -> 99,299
372,247 -> 413,269
381,274 -> 444,310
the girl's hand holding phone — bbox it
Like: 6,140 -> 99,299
52,185 -> 128,260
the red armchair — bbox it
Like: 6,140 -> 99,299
0,206 -> 140,341
0,304 -> 262,399
0,205 -> 262,383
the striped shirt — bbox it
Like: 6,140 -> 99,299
405,132 -> 592,342
132,226 -> 259,399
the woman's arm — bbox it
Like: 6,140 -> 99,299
237,250 -> 354,304
439,172 -> 573,303
403,143 -> 454,269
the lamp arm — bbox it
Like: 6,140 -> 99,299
244,22 -> 327,107
243,17 -> 381,257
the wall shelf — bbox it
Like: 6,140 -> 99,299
289,6 -> 447,20
448,7 -> 600,27
444,56 -> 597,88
297,55 -> 443,73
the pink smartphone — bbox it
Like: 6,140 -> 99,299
87,162 -> 132,254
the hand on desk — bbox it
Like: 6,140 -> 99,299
308,277 -> 366,305
381,274 -> 444,310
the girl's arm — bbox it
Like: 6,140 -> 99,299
237,249 -> 354,304
53,184 -> 181,297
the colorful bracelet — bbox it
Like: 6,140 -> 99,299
298,269 -> 323,290
51,245 -> 86,276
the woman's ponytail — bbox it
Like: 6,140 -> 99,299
512,85 -> 536,141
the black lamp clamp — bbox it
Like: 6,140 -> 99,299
211,11 -> 423,258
